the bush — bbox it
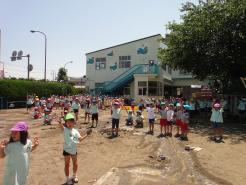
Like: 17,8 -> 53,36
0,79 -> 75,101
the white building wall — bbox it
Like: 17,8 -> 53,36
86,35 -> 162,90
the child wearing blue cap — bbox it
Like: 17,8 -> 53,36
0,122 -> 39,185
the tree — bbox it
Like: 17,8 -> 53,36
57,67 -> 68,82
158,0 -> 246,92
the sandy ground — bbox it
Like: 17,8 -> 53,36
0,108 -> 246,185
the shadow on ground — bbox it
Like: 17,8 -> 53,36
189,113 -> 246,144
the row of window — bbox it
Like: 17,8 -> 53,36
93,56 -> 187,75
95,56 -> 131,70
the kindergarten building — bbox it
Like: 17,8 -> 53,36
85,34 -> 206,101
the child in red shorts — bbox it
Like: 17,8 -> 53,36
180,107 -> 189,141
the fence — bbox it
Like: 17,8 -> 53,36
6,101 -> 27,109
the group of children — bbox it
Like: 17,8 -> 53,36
0,94 -> 226,185
27,94 -> 225,143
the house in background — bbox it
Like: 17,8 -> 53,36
86,34 -> 206,101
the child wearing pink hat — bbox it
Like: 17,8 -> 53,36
210,103 -> 223,141
0,122 -> 39,185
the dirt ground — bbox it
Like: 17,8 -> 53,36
0,108 -> 246,185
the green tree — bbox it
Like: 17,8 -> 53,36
57,67 -> 68,82
158,0 -> 246,92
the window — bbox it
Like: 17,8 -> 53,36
119,56 -> 131,68
148,81 -> 163,96
123,87 -> 130,95
148,81 -> 157,96
95,58 -> 106,70
138,81 -> 147,95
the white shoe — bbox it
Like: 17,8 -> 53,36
66,178 -> 73,185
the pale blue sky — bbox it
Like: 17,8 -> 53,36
0,0 -> 197,80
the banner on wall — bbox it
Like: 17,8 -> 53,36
87,57 -> 94,64
110,63 -> 117,71
137,46 -> 148,55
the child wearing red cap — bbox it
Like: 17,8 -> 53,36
0,122 -> 39,185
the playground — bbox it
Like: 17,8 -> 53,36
0,108 -> 246,185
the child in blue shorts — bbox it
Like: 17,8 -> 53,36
210,103 -> 223,141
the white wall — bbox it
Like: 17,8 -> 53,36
86,35 -> 162,89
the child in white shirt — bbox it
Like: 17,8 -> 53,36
146,103 -> 155,135
58,113 -> 91,184
166,104 -> 175,137
210,103 -> 223,141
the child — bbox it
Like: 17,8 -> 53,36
166,104 -> 175,137
135,110 -> 144,128
210,103 -> 223,141
43,108 -> 52,125
146,102 -> 155,135
71,98 -> 80,122
57,113 -> 92,185
61,108 -> 69,121
180,106 -> 190,141
111,102 -> 122,137
46,98 -> 53,112
84,99 -> 91,123
125,109 -> 134,126
26,95 -> 33,112
237,98 -> 246,122
158,102 -> 168,137
33,106 -> 41,119
174,103 -> 183,137
90,99 -> 99,128
0,122 -> 39,185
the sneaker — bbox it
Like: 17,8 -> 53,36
168,133 -> 172,137
146,131 -> 152,134
174,134 -> 181,138
66,178 -> 73,185
73,176 -> 79,183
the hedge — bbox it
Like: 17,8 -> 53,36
0,79 -> 75,101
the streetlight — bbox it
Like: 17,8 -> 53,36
64,61 -> 73,69
30,30 -> 47,81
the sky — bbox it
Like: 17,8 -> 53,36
0,0 -> 198,80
